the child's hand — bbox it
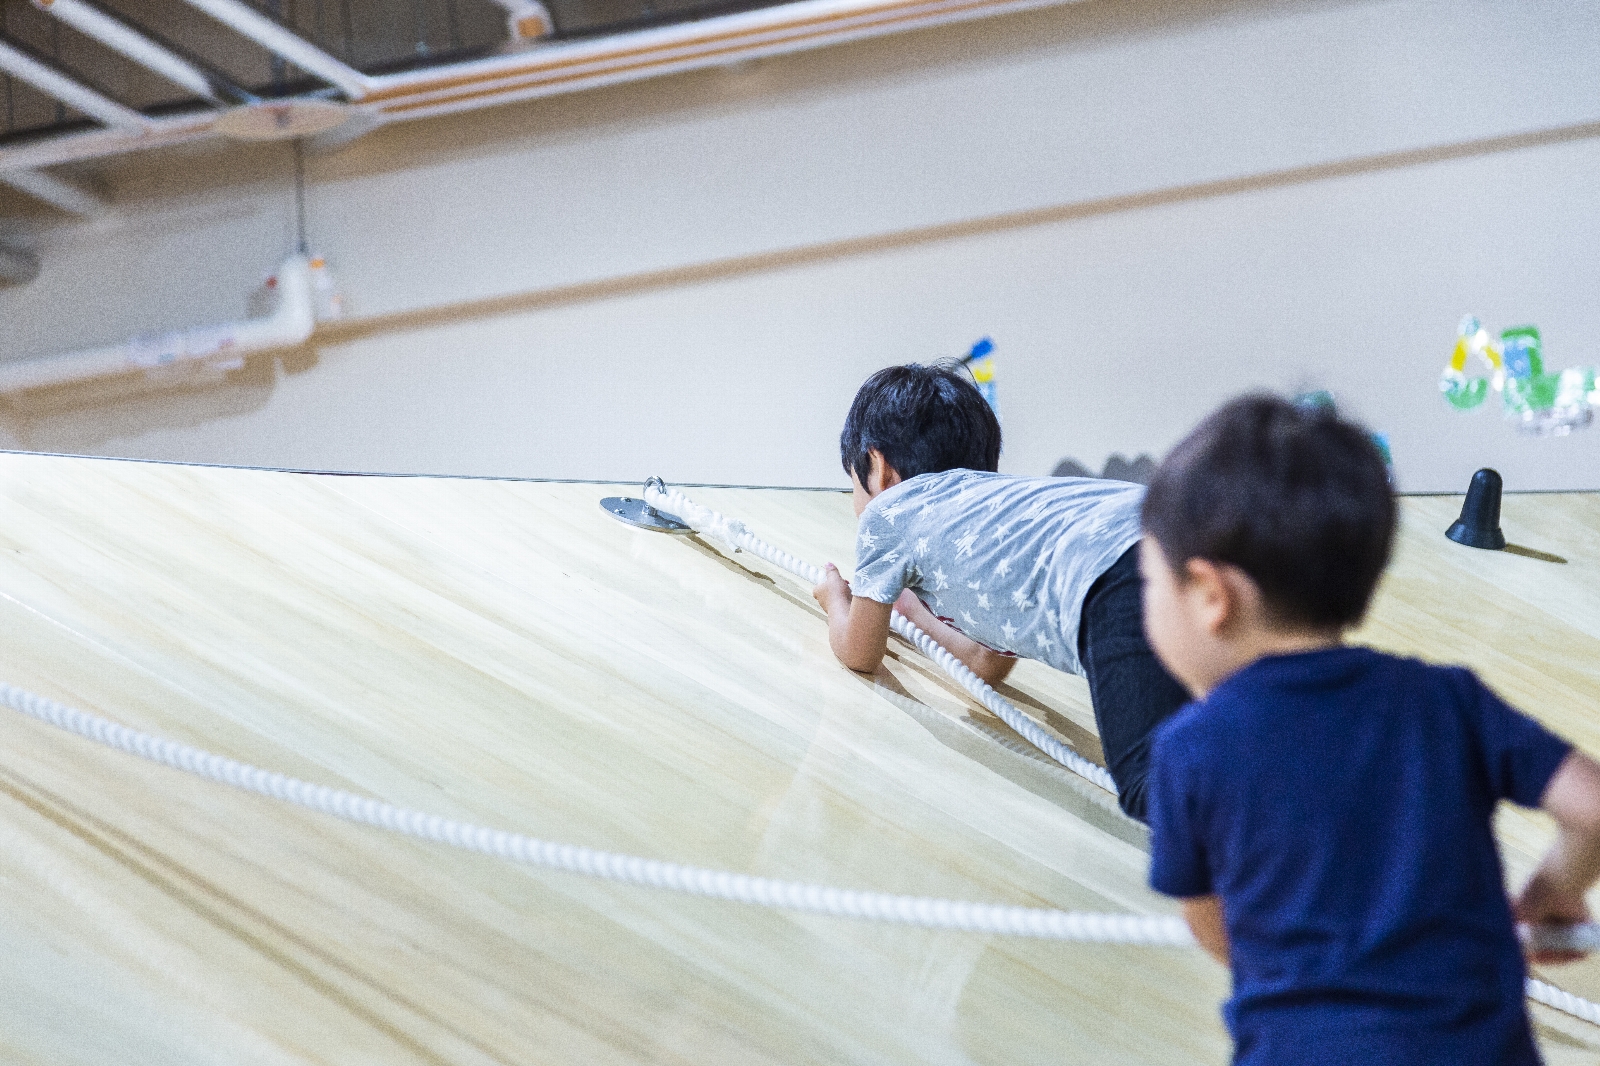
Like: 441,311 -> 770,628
813,563 -> 852,617
1515,871 -> 1592,964
1523,752 -> 1600,964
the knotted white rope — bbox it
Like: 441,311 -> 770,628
641,479 -> 1119,796
0,681 -> 1185,944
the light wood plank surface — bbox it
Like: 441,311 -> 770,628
0,453 -> 1595,1064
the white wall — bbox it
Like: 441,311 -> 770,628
2,0 -> 1598,491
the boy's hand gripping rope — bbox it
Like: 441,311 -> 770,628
640,478 -> 1118,795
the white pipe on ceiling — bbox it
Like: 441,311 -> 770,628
29,0 -> 223,103
0,113 -> 213,172
0,253 -> 314,394
173,0 -> 372,100
0,37 -> 154,129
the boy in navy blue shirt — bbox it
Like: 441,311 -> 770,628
1139,395 -> 1600,1064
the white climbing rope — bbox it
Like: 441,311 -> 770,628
0,680 -> 1182,945
1523,927 -> 1600,1024
5,680 -> 1598,1027
641,478 -> 1119,795
1529,978 -> 1600,1027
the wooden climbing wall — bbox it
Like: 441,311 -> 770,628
0,451 -> 1595,1064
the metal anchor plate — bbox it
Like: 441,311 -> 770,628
600,496 -> 694,534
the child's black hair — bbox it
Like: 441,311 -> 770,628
840,363 -> 1002,486
1142,394 -> 1396,630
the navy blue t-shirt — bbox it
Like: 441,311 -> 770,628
1148,647 -> 1571,1066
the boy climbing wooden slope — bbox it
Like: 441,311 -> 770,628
811,363 -> 1186,821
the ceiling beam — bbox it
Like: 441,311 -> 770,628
29,0 -> 225,104
0,37 -> 153,130
172,0 -> 372,100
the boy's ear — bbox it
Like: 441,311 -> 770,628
1181,558 -> 1240,637
867,450 -> 903,494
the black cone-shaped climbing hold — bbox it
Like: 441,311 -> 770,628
1445,468 -> 1506,550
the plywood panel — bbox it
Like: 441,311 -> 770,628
0,452 -> 1595,1063
0,454 -> 1208,1065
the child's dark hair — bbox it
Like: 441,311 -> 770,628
840,363 -> 1001,486
1142,394 -> 1396,630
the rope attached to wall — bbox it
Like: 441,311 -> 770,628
640,478 -> 1119,796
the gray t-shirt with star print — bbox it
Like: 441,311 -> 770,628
850,469 -> 1145,676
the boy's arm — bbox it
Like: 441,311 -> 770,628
814,564 -> 894,673
812,568 -> 1017,684
1181,895 -> 1229,965
1517,750 -> 1600,964
893,590 -> 1017,686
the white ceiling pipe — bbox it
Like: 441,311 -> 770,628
173,0 -> 372,100
1,168 -> 108,216
0,253 -> 313,394
29,0 -> 223,103
0,113 -> 212,172
0,37 -> 153,129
